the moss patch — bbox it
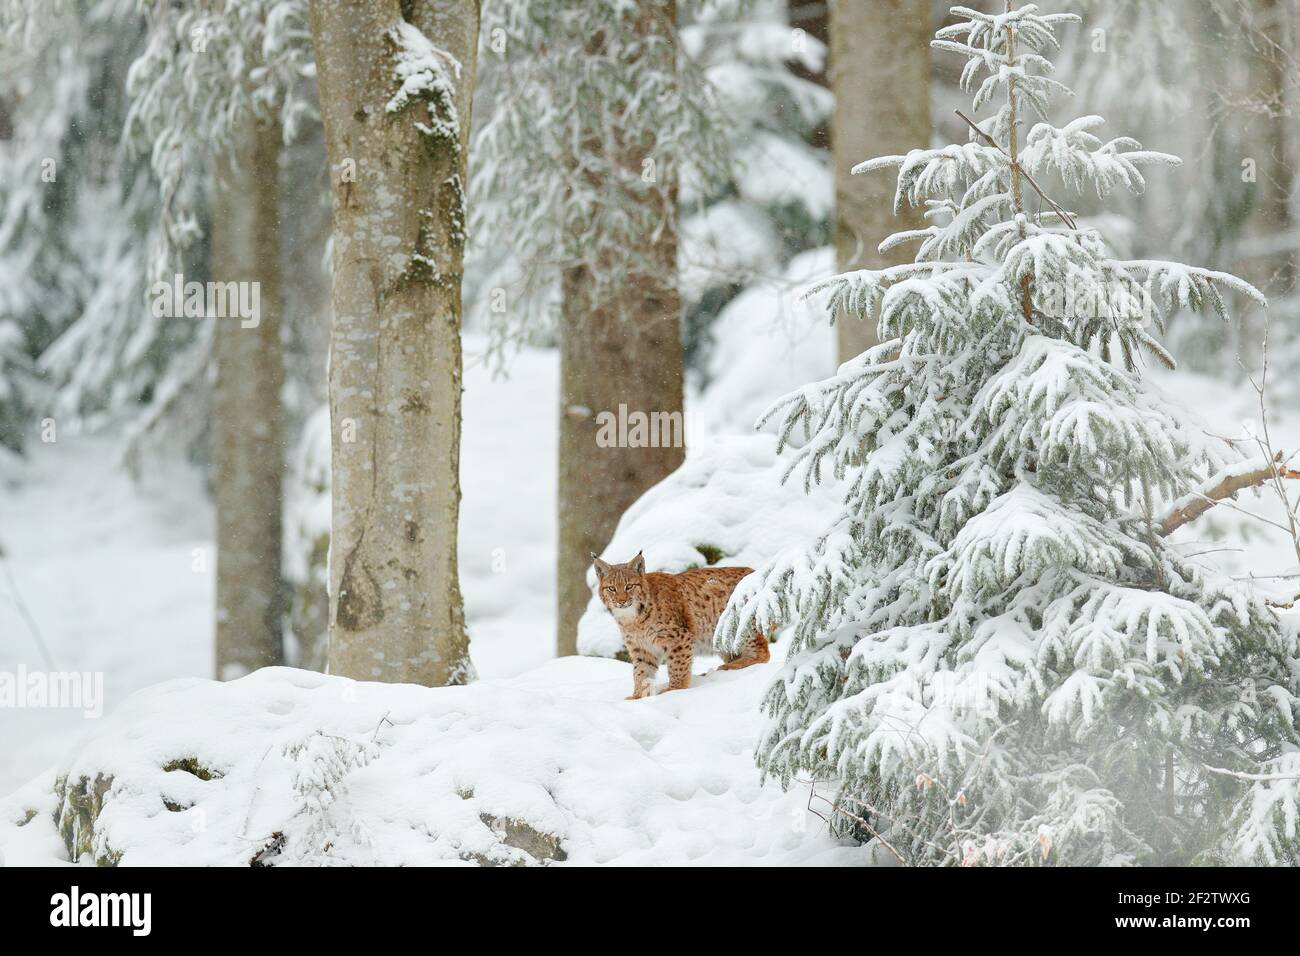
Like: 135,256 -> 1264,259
162,757 -> 222,781
54,773 -> 119,865
695,544 -> 726,565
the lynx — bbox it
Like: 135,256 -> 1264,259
591,550 -> 770,700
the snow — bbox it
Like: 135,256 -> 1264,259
2,319 -> 1296,866
734,132 -> 833,220
698,246 -> 837,435
679,200 -> 782,302
386,19 -> 461,143
0,656 -> 868,866
0,436 -> 213,797
3,282 -> 1295,870
456,344 -> 558,679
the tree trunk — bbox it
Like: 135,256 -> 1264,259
308,0 -> 476,685
1240,0 -> 1296,303
787,0 -> 830,149
213,117 -> 285,679
831,0 -> 932,362
555,0 -> 685,657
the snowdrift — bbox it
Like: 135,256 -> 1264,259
576,432 -> 844,658
0,658 -> 868,867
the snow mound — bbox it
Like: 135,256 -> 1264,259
577,432 -> 845,658
0,658 -> 867,867
698,245 -> 836,436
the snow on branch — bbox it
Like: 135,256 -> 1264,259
387,20 -> 461,145
1111,260 -> 1268,311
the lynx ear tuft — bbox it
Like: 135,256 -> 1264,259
631,551 -> 645,575
591,553 -> 611,578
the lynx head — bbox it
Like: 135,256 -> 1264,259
592,551 -> 647,620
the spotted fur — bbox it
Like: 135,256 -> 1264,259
591,550 -> 770,700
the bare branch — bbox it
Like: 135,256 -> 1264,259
1158,453 -> 1300,536
1204,764 -> 1300,783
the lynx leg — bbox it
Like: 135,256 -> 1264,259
627,649 -> 658,700
664,645 -> 693,693
717,629 -> 771,671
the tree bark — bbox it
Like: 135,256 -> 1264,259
1232,0 -> 1296,359
213,117 -> 285,679
787,0 -> 830,149
308,0 -> 476,685
1247,0 -> 1296,295
555,0 -> 685,657
831,0 -> 932,362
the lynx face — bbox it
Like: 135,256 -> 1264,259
592,551 -> 647,621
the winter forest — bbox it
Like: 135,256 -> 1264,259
2,0 -> 1300,875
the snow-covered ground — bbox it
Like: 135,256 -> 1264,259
0,654 -> 869,866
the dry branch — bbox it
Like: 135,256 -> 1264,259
1159,453 -> 1300,537
954,109 -> 1079,231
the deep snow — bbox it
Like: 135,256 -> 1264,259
0,654 -> 870,866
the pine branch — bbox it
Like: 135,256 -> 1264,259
1158,453 -> 1300,537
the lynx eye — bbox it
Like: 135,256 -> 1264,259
604,586 -> 614,592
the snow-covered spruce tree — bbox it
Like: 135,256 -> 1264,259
719,1 -> 1300,866
0,0 -> 161,444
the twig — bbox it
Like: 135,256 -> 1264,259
1204,764 -> 1300,783
238,743 -> 277,841
0,549 -> 56,671
954,109 -> 1080,232
1248,324 -> 1300,570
